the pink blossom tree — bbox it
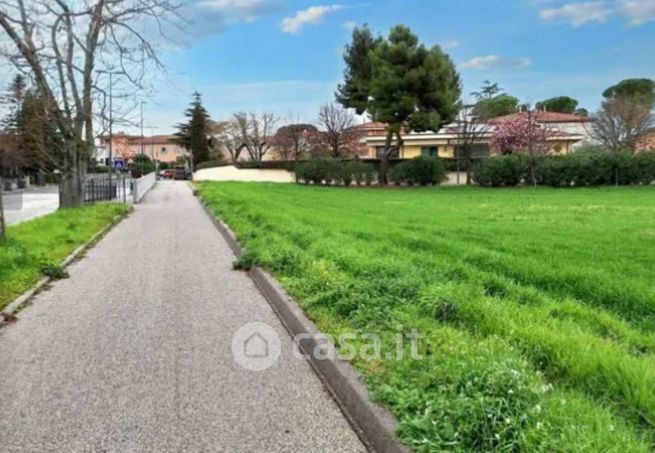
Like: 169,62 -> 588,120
490,111 -> 553,186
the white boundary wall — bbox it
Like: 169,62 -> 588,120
132,172 -> 156,203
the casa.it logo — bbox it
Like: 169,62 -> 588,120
231,322 -> 282,372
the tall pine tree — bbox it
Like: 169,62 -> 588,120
337,25 -> 461,184
175,92 -> 212,167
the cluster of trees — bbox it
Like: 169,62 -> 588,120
1,75 -> 58,177
172,85 -> 369,166
592,78 -> 655,152
178,101 -> 366,166
0,0 -> 178,208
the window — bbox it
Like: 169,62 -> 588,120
376,146 -> 399,158
421,146 -> 438,157
161,147 -> 167,154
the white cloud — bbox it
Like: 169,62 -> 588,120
620,0 -> 655,24
188,0 -> 282,35
459,55 -> 531,71
440,39 -> 459,50
539,2 -> 612,26
342,20 -> 357,30
281,5 -> 345,34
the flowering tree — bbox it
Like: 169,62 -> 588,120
490,111 -> 553,186
490,113 -> 551,156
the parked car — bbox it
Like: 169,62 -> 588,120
173,166 -> 190,180
161,169 -> 176,179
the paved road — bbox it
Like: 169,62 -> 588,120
0,181 -> 365,452
3,186 -> 59,226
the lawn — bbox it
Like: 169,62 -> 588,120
198,182 -> 655,452
0,203 -> 129,311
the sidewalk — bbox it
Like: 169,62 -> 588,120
0,181 -> 364,452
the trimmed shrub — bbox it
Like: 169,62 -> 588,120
389,156 -> 447,186
534,150 -> 654,187
473,155 -> 525,187
158,162 -> 170,170
295,159 -> 331,185
295,159 -> 376,186
635,151 -> 655,184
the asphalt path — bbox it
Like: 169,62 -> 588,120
0,181 -> 365,452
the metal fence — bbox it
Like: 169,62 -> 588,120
84,174 -> 130,204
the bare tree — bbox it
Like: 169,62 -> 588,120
215,115 -> 248,163
592,97 -> 655,152
273,119 -> 318,161
317,103 -> 361,158
453,103 -> 490,185
0,0 -> 179,207
238,112 -> 279,162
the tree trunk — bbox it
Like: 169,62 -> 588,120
466,159 -> 472,185
0,176 -> 6,241
59,140 -> 87,208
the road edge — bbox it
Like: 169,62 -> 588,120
0,207 -> 132,325
196,191 -> 409,453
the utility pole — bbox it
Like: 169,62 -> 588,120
97,70 -> 122,198
140,101 -> 145,174
0,175 -> 5,240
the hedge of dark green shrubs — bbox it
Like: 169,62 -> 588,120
295,159 -> 376,186
389,156 -> 447,186
295,157 -> 448,187
473,149 -> 655,187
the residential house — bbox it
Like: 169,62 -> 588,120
98,133 -> 188,165
362,112 -> 594,159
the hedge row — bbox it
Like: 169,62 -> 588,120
473,150 -> 655,187
295,159 -> 376,186
389,156 -> 447,186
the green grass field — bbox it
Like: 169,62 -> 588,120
198,182 -> 655,452
0,203 -> 129,311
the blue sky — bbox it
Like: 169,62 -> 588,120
141,0 -> 655,134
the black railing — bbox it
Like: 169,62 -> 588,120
84,175 -> 129,204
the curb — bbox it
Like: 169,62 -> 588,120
196,195 -> 409,453
0,208 -> 131,325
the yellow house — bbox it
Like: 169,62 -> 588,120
363,112 -> 593,159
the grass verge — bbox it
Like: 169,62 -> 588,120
0,203 -> 129,311
198,182 -> 655,452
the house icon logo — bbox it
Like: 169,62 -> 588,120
244,332 -> 269,359
231,322 -> 281,371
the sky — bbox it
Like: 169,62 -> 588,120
134,0 -> 655,134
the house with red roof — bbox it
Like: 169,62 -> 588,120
362,111 -> 594,159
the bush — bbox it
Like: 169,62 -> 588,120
634,151 -> 655,184
158,162 -> 170,171
295,159 -> 375,186
131,153 -> 155,175
534,149 -> 655,187
295,159 -> 330,185
389,156 -> 447,186
473,155 -> 525,187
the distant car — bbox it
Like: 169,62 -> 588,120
161,169 -> 175,179
173,166 -> 189,180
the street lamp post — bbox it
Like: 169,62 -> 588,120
97,70 -> 122,200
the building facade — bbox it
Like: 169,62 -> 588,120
362,112 -> 594,159
98,133 -> 188,165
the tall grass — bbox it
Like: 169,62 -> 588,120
198,182 -> 655,451
0,203 -> 129,311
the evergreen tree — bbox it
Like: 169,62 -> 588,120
175,92 -> 212,166
337,25 -> 461,183
536,96 -> 579,114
